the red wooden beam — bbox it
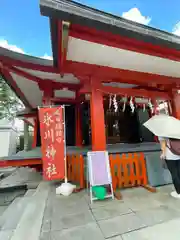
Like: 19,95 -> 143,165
70,24 -> 180,62
79,78 -> 91,94
53,81 -> 81,91
5,64 -> 81,91
64,61 -> 179,86
79,78 -> 170,99
0,158 -> 42,168
23,118 -> 35,127
17,112 -> 37,118
58,21 -> 70,75
79,75 -> 159,89
79,79 -> 170,99
0,55 -> 57,73
7,65 -> 42,83
57,21 -> 63,72
0,66 -> 32,108
46,97 -> 80,104
39,80 -> 81,91
99,85 -> 170,100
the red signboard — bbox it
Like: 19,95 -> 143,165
38,106 -> 65,180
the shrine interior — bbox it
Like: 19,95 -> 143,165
35,96 -> 155,147
103,95 -> 154,145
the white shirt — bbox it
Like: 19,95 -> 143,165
159,137 -> 180,160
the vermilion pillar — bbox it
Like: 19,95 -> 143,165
75,104 -> 83,147
171,92 -> 180,119
39,81 -> 54,105
90,87 -> 106,151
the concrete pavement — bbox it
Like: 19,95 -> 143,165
1,182 -> 180,239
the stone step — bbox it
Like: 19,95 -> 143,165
0,206 -> 7,216
0,230 -> 14,240
0,168 -> 17,178
24,189 -> 36,197
10,182 -> 50,240
0,196 -> 29,231
0,168 -> 42,190
0,185 -> 27,193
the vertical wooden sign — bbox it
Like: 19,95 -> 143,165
38,106 -> 65,180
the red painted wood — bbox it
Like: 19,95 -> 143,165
0,159 -> 42,168
70,24 -> 180,62
48,97 -> 79,104
90,82 -> 106,151
0,66 -> 32,108
18,113 -> 37,118
38,80 -> 81,92
57,20 -> 63,72
32,117 -> 38,148
171,91 -> 180,119
42,81 -> 54,106
5,65 -> 81,91
7,65 -> 42,83
23,118 -> 34,127
57,21 -> 69,75
38,106 -> 65,180
0,55 -> 58,72
64,61 -> 179,86
81,83 -> 170,100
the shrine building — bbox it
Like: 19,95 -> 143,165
0,0 -> 180,189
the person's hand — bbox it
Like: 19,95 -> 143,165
160,152 -> 165,160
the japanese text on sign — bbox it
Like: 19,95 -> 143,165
39,106 -> 65,180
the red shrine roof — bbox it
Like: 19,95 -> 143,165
40,0 -> 180,81
41,0 -> 180,66
1,0 -> 180,109
0,47 -> 80,109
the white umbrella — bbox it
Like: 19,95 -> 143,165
143,114 -> 180,139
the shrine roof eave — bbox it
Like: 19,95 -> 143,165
0,47 -> 55,109
0,48 -> 80,109
0,47 -> 53,68
40,0 -> 180,67
16,109 -> 37,118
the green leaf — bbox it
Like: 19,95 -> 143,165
0,75 -> 24,120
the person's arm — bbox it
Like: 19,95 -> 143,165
159,137 -> 166,159
160,140 -> 166,158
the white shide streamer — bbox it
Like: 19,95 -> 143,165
113,95 -> 118,112
129,97 -> 135,113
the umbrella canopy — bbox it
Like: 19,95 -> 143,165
143,114 -> 180,139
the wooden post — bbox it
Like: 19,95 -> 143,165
171,91 -> 180,119
75,104 -> 83,147
40,81 -> 54,105
90,84 -> 106,151
32,117 -> 38,148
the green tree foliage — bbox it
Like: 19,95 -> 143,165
0,74 -> 24,120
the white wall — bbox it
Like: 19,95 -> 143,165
0,130 -> 11,157
8,129 -> 18,155
0,120 -> 18,157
